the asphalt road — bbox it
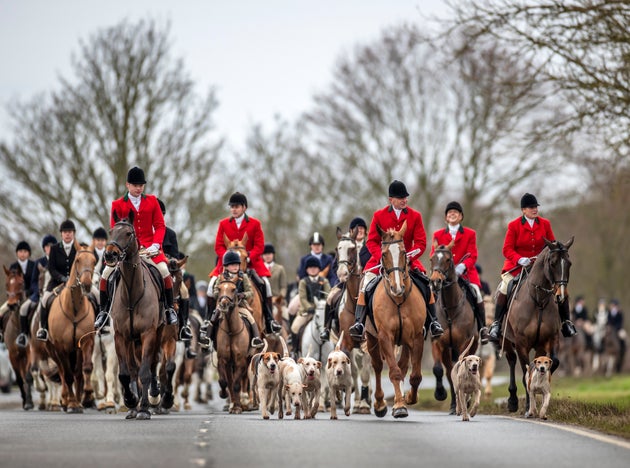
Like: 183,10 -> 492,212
0,381 -> 628,468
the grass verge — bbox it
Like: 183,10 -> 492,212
412,373 -> 630,440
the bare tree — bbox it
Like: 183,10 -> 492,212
0,19 -> 226,251
305,23 -> 561,238
446,0 -> 630,153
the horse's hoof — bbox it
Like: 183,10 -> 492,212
219,389 -> 228,399
392,407 -> 408,418
508,397 -> 519,413
449,407 -> 457,415
67,406 -> 83,414
82,399 -> 96,409
125,409 -> 138,419
230,406 -> 243,414
162,395 -> 174,410
38,403 -> 46,411
136,411 -> 151,420
23,402 -> 34,411
374,406 -> 388,418
358,407 -> 371,415
434,388 -> 447,401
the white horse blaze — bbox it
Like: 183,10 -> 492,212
390,243 -> 403,292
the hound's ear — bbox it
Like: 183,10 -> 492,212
302,384 -> 308,388
298,357 -> 304,364
316,361 -> 322,369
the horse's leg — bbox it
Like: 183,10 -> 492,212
431,341 -> 447,401
405,333 -> 424,406
136,330 -> 158,420
366,335 -> 386,417
351,349 -> 361,413
115,335 -> 138,418
159,334 -> 177,411
103,337 -> 118,412
505,346 -> 519,413
230,350 -> 248,415
378,330 -> 406,418
81,338 -> 96,409
59,351 -> 82,413
358,350 -> 372,414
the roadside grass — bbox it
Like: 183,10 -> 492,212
413,373 -> 630,440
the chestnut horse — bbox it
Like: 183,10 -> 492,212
214,274 -> 251,414
2,265 -> 34,409
429,241 -> 478,414
365,221 -> 425,418
105,212 -> 165,420
47,246 -> 97,412
500,237 -> 574,416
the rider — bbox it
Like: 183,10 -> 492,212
348,180 -> 444,340
291,255 -> 330,356
36,220 -> 78,341
262,243 -> 288,310
94,167 -> 178,331
320,216 -> 368,342
206,250 -> 265,350
157,198 -> 194,344
488,193 -> 577,342
206,192 -> 281,335
0,241 -> 36,346
297,232 -> 339,287
430,201 -> 489,344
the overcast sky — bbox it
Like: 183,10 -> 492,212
0,0 -> 449,146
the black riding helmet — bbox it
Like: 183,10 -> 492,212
223,250 -> 241,266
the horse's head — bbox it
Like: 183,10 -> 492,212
72,249 -> 97,295
105,211 -> 138,265
335,227 -> 359,283
429,240 -> 456,293
542,237 -> 574,303
216,274 -> 238,313
3,265 -> 25,310
168,255 -> 188,297
224,234 -> 249,272
378,221 -> 408,297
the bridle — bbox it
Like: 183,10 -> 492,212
105,221 -> 137,265
430,247 -> 457,294
73,249 -> 96,294
337,236 -> 360,277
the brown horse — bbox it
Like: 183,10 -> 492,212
429,241 -> 478,414
2,265 -> 34,410
214,274 -> 251,414
47,245 -> 97,413
105,212 -> 165,420
365,221 -> 425,418
501,237 -> 574,416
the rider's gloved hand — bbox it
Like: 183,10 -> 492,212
455,264 -> 466,276
517,257 -> 531,267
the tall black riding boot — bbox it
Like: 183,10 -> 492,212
263,295 -> 282,334
320,303 -> 333,341
36,304 -> 50,341
488,293 -> 507,343
290,332 -> 300,358
15,315 -> 30,348
163,285 -> 179,325
94,284 -> 110,330
475,302 -> 489,345
178,299 -> 193,341
426,302 -> 444,339
0,314 -> 5,343
558,299 -> 577,338
249,321 -> 264,349
349,304 -> 367,340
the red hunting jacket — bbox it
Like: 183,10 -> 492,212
110,193 -> 167,264
364,205 -> 427,274
431,226 -> 481,287
211,215 -> 270,278
502,215 -> 555,275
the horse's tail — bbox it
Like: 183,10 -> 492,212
279,335 -> 289,358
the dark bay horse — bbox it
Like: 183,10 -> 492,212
333,226 -> 372,414
214,274 -> 251,414
501,237 -> 574,416
365,221 -> 425,418
429,241 -> 478,414
2,265 -> 34,409
47,246 -> 97,412
105,212 -> 165,420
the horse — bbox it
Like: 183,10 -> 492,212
333,227 -> 372,414
105,212 -> 165,420
214,274 -> 252,414
46,245 -> 97,413
91,318 -> 120,413
500,237 -> 574,416
2,265 -> 34,410
428,241 -> 478,414
29,308 -> 63,411
365,221 -> 425,418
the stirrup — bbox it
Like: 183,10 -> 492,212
251,337 -> 264,349
94,311 -> 109,330
430,320 -> 444,339
36,328 -> 49,342
267,319 -> 282,334
349,322 -> 364,340
15,333 -> 29,348
479,327 -> 490,345
179,325 -> 193,341
488,321 -> 501,342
